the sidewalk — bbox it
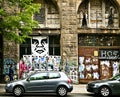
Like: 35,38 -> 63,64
0,84 -> 89,94
71,84 -> 89,94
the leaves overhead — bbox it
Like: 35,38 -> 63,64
0,0 -> 40,43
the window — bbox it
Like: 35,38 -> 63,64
33,0 -> 45,24
33,0 -> 60,28
20,35 -> 60,58
34,8 -> 45,24
49,72 -> 60,79
49,35 -> 60,55
20,38 -> 31,59
77,0 -> 119,28
78,34 -> 120,46
30,73 -> 48,80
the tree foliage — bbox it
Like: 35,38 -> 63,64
0,0 -> 40,43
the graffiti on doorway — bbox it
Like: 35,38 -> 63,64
79,56 -> 99,79
4,58 -> 17,82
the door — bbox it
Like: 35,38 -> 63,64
45,72 -> 61,92
25,72 -> 48,92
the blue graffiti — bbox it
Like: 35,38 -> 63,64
4,58 -> 16,65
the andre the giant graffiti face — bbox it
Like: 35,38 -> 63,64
31,36 -> 48,56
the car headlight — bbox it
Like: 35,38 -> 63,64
6,83 -> 13,87
88,83 -> 99,87
93,84 -> 99,88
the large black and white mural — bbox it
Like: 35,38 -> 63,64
31,36 -> 49,56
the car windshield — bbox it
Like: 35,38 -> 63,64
109,74 -> 120,80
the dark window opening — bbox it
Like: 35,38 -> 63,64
34,8 -> 45,24
20,38 -> 31,59
49,35 -> 60,55
78,34 -> 120,46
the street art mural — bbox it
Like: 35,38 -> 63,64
64,60 -> 78,83
100,60 -> 120,79
31,36 -> 49,56
100,61 -> 111,79
79,56 -> 99,80
20,55 -> 78,83
79,56 -> 120,80
4,58 -> 18,82
20,55 -> 61,79
112,61 -> 119,76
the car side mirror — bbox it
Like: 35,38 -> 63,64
26,78 -> 30,81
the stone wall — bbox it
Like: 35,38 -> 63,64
58,0 -> 79,83
3,39 -> 19,63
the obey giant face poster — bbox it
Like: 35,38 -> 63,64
31,36 -> 49,56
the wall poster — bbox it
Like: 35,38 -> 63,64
100,60 -> 111,79
20,55 -> 61,79
100,60 -> 120,79
31,36 -> 49,56
79,56 -> 99,80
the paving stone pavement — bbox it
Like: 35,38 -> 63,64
0,84 -> 89,94
71,84 -> 88,94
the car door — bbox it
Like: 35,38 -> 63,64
108,75 -> 120,94
113,79 -> 120,93
25,72 -> 48,92
45,72 -> 61,92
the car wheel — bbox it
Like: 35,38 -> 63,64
13,86 -> 24,97
99,86 -> 111,97
57,86 -> 67,97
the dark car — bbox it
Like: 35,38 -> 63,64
87,74 -> 120,97
5,71 -> 73,97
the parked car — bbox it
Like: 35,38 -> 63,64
86,74 -> 120,97
5,71 -> 73,97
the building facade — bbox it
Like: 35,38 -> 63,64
1,0 -> 120,83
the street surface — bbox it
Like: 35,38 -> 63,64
0,93 -> 119,97
0,93 -> 94,97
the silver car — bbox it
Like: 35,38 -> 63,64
87,74 -> 120,97
5,71 -> 73,97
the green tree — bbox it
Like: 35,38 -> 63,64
0,0 -> 40,43
0,0 -> 40,83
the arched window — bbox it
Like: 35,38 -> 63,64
34,0 -> 60,28
77,0 -> 119,28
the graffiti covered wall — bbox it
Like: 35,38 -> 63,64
20,55 -> 61,78
4,58 -> 18,82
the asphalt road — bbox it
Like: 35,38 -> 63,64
0,93 -> 95,97
0,93 -> 119,97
